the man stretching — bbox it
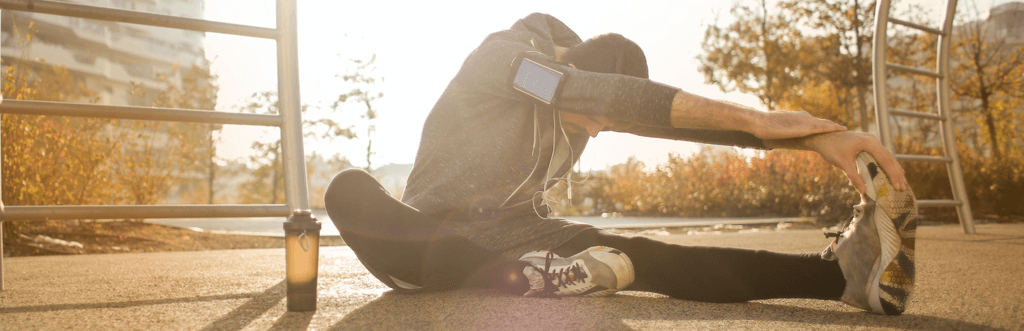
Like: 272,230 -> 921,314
325,13 -> 917,315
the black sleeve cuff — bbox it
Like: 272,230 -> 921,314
610,80 -> 678,128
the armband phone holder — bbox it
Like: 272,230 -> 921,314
509,53 -> 566,105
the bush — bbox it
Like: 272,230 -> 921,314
550,143 -> 1022,222
896,137 -> 1024,219
958,146 -> 1024,217
551,148 -> 859,223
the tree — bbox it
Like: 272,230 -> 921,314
2,64 -> 112,205
879,25 -> 943,149
2,21 -> 115,241
778,0 -> 878,131
152,61 -> 221,204
233,55 -> 383,198
701,0 -> 931,131
332,55 -> 384,171
949,1 -> 1024,160
237,91 -> 356,204
157,63 -> 220,204
698,0 -> 804,111
3,19 -> 221,212
120,62 -> 220,206
2,21 -> 114,208
695,0 -> 1023,219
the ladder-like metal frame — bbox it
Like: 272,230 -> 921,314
873,0 -> 976,234
0,0 -> 312,289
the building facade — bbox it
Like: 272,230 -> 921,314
2,0 -> 217,205
2,0 -> 207,106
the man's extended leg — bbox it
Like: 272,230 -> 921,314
324,169 -> 530,292
550,228 -> 845,303
542,152 -> 915,315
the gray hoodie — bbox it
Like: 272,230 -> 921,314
402,13 -> 767,258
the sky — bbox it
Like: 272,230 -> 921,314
200,0 -> 973,171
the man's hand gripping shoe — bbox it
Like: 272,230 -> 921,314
823,152 -> 918,315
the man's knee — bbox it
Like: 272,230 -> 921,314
324,169 -> 387,221
326,169 -> 383,201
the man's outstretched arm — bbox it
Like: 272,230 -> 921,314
667,90 -> 907,195
668,90 -> 847,140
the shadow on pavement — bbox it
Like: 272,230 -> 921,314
0,293 -> 258,314
919,231 -> 1024,245
268,311 -> 315,331
199,280 -> 291,331
326,290 -> 1000,330
0,280 -> 316,331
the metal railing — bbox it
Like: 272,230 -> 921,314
873,0 -> 976,234
0,0 -> 312,290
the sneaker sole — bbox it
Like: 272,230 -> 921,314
583,247 -> 635,296
857,152 -> 917,315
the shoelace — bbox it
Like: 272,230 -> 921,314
824,210 -> 859,240
532,251 -> 589,297
823,220 -> 847,239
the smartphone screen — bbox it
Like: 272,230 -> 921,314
512,58 -> 563,104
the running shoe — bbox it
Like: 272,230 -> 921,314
519,246 -> 634,297
822,152 -> 917,315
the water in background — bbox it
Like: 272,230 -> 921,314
147,209 -> 813,236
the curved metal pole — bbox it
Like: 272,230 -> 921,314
936,0 -> 975,234
872,0 -> 895,151
874,0 -> 975,234
1,92 -> 5,291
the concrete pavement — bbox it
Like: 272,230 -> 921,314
1,223 -> 1022,330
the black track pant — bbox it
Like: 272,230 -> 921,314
324,169 -> 845,302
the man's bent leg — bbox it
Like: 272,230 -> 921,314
552,228 -> 845,302
324,169 -> 529,293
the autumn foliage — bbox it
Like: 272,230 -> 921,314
550,140 -> 1022,222
684,0 -> 1023,222
2,22 -> 217,211
550,149 -> 859,223
897,138 -> 1024,218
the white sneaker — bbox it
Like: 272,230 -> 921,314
519,246 -> 634,297
822,152 -> 917,315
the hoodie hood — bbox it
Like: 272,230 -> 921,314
508,13 -> 584,57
